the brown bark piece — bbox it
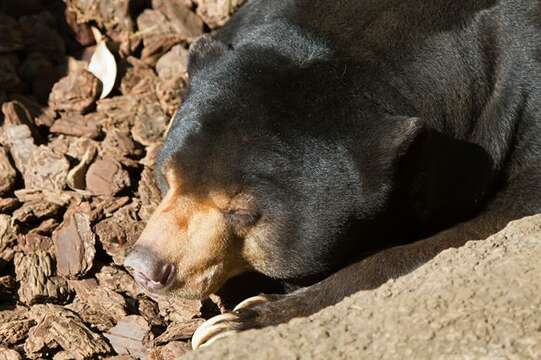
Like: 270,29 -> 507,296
156,76 -> 186,117
104,315 -> 151,359
138,167 -> 161,221
49,70 -> 101,114
101,129 -> 142,165
0,348 -> 23,360
63,8 -> 96,47
1,101 -> 37,129
24,145 -> 69,192
85,158 -> 131,196
88,196 -> 131,223
132,101 -> 168,146
0,14 -> 24,53
136,295 -> 163,327
24,305 -> 112,359
0,147 -> 16,196
148,341 -> 191,359
52,212 -> 96,278
153,295 -> 203,323
18,233 -> 54,254
12,199 -> 62,224
67,279 -> 127,331
14,251 -> 71,305
2,125 -> 35,174
0,309 -> 35,347
193,0 -> 246,29
0,214 -> 17,253
50,112 -> 102,139
156,45 -> 189,81
151,0 -> 204,39
120,65 -> 158,96
136,10 -> 185,60
94,203 -> 144,265
95,265 -> 142,298
153,319 -> 205,345
65,0 -> 136,53
0,198 -> 20,214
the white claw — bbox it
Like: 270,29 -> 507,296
192,313 -> 240,350
233,295 -> 269,311
200,330 -> 239,348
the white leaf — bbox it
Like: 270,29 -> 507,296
88,27 -> 117,99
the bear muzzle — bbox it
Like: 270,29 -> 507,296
124,247 -> 177,293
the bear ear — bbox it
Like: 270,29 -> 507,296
188,35 -> 230,74
379,116 -> 426,163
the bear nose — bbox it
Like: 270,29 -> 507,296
124,247 -> 176,292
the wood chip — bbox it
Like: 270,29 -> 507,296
67,279 -> 127,331
65,0 -> 136,53
0,348 -> 23,360
95,265 -> 142,298
0,309 -> 36,347
193,0 -> 246,29
153,319 -> 205,346
24,305 -> 112,359
3,125 -> 36,174
0,147 -> 17,195
24,145 -> 70,192
50,112 -> 102,139
14,251 -> 71,305
148,341 -> 191,360
100,129 -> 141,164
0,198 -> 20,214
12,200 -> 62,224
152,295 -> 203,323
151,0 -> 204,39
120,65 -> 158,96
132,101 -> 168,146
138,167 -> 161,221
136,10 -> 186,60
104,315 -> 151,359
0,214 -> 17,253
155,45 -> 188,81
94,203 -> 144,265
49,70 -> 102,114
156,76 -> 186,117
17,233 -> 54,254
85,158 -> 131,196
52,212 -> 96,278
136,295 -> 163,327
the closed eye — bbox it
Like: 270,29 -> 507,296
225,209 -> 260,228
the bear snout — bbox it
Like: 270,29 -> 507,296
124,247 -> 177,292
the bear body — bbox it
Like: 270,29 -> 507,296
125,0 -> 541,347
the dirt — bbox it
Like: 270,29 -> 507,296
0,0 -> 245,358
184,215 -> 541,359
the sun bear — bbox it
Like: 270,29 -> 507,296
125,0 -> 541,349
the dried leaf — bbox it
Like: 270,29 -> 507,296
88,27 -> 117,99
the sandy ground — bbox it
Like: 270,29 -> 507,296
184,215 -> 541,359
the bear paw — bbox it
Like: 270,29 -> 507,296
192,294 -> 284,349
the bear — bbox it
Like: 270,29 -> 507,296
124,0 -> 541,349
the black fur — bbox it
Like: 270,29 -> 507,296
158,0 -> 541,282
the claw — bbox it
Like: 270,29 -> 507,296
200,330 -> 239,348
233,295 -> 269,311
192,295 -> 273,350
192,313 -> 240,349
